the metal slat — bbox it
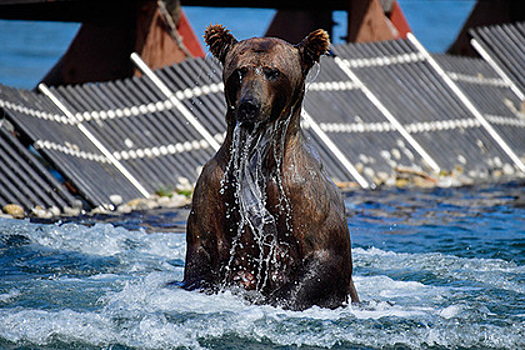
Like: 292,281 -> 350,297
167,58 -> 226,133
0,138 -> 36,209
358,43 -> 480,171
332,53 -> 441,174
57,80 -> 181,194
470,22 -> 525,98
307,59 -> 384,124
163,63 -> 226,137
87,81 -> 175,190
1,86 -> 69,147
1,25 -> 523,213
493,25 -> 525,83
134,67 -> 217,171
155,61 -> 226,136
0,135 -> 55,207
131,53 -> 221,152
301,127 -> 353,183
54,85 -> 126,158
389,59 -> 507,170
1,126 -> 77,209
39,83 -> 151,198
36,87 -> 145,206
1,84 -> 120,207
156,66 -> 226,151
130,57 -> 224,183
301,110 -> 370,189
0,173 -> 28,208
407,33 -> 525,174
433,54 -> 525,163
303,88 -> 409,180
304,58 -> 412,183
45,148 -> 112,207
123,80 -> 203,188
332,37 -> 522,176
402,38 -> 521,173
130,75 -> 215,177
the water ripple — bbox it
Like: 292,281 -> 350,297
0,182 -> 524,349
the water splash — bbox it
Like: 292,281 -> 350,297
305,61 -> 321,92
221,115 -> 293,291
1,184 -> 523,349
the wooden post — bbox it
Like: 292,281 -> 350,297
265,9 -> 333,44
40,0 -> 204,86
346,0 -> 399,43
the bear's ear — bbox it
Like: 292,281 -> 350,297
204,24 -> 238,64
296,29 -> 330,71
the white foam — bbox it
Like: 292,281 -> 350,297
1,218 -> 524,349
2,220 -> 186,260
353,247 -> 525,294
439,304 -> 464,319
0,307 -> 204,349
0,289 -> 20,304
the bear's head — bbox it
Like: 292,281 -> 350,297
204,24 -> 329,130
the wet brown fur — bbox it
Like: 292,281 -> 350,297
183,24 -> 359,310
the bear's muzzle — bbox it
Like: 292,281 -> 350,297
237,96 -> 261,124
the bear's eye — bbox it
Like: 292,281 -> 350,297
264,67 -> 280,81
236,67 -> 248,81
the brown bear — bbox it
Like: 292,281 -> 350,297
183,24 -> 359,310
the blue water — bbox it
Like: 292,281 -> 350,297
1,182 -> 524,349
0,1 -> 476,89
2,2 -> 523,349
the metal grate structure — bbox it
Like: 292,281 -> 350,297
331,35 -> 524,179
302,57 -> 421,187
0,117 -> 79,213
49,65 -> 219,197
1,27 -> 525,214
433,53 -> 525,169
470,22 -> 525,99
0,84 -> 145,208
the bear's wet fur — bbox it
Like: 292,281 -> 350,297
183,24 -> 359,310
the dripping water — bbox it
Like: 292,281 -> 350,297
305,61 -> 321,92
220,112 -> 294,291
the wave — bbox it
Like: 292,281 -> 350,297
1,272 -> 523,349
0,218 -> 524,349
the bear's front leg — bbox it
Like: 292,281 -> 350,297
183,154 -> 229,291
183,240 -> 213,290
270,250 -> 352,310
183,203 -> 226,291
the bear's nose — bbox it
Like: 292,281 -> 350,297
237,97 -> 260,122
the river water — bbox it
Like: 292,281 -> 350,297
1,182 -> 523,349
1,2 -> 523,348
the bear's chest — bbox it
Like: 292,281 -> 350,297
225,230 -> 297,291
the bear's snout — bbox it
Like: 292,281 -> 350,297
237,97 -> 261,124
